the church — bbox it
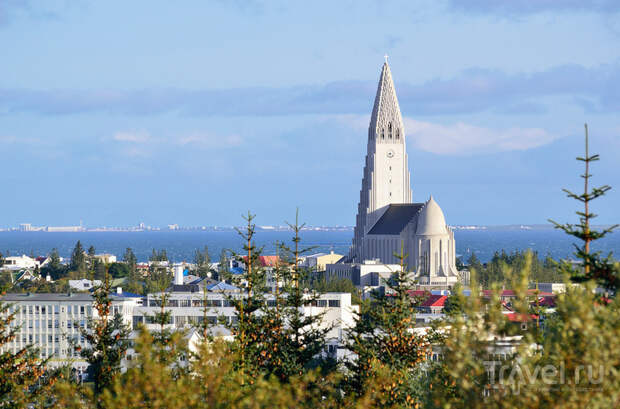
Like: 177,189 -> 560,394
337,60 -> 460,287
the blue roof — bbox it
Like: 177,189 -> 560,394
111,291 -> 143,298
231,267 -> 244,275
206,281 -> 238,291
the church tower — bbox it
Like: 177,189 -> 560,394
351,60 -> 412,262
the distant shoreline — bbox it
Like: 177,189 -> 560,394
0,224 -> 617,233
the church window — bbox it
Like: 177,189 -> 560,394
381,129 -> 385,139
388,123 -> 392,139
396,128 -> 400,140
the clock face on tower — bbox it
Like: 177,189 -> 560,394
386,149 -> 395,158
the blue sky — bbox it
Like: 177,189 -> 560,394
1,0 -> 619,227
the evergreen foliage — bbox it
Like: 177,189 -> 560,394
70,241 -> 87,273
194,246 -> 212,278
266,210 -> 332,380
469,250 -> 563,288
344,244 -> 430,407
77,270 -> 131,397
0,291 -> 58,408
550,124 -> 619,294
225,211 -> 268,382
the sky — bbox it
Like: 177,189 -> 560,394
1,0 -> 619,227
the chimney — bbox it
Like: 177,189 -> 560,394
174,265 -> 184,285
116,287 -> 122,295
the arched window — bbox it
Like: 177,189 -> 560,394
388,122 -> 392,139
396,128 -> 400,140
381,128 -> 385,139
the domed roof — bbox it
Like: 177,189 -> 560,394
416,196 -> 448,236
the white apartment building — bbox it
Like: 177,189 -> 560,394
1,288 -> 359,372
133,291 -> 359,360
0,291 -> 142,376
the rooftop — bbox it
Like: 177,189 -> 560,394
367,203 -> 424,235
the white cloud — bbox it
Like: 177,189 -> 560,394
113,130 -> 151,143
178,132 -> 243,148
0,135 -> 17,143
403,118 -> 557,155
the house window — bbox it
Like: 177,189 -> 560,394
328,300 -> 340,308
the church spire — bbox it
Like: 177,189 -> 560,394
368,60 -> 405,143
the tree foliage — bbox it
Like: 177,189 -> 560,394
70,241 -> 87,273
0,291 -> 59,408
78,270 -> 131,397
344,245 -> 430,407
550,124 -> 619,294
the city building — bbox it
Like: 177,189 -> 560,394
92,253 -> 117,264
301,251 -> 343,271
326,259 -> 401,296
337,60 -> 460,286
2,255 -> 40,271
0,291 -> 142,376
68,279 -> 103,291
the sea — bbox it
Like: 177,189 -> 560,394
0,228 -> 619,263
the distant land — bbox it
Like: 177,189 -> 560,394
0,224 -> 617,233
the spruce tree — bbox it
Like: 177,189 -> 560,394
123,248 -> 137,272
194,246 -> 211,278
0,293 -> 58,408
148,292 -> 189,379
344,244 -> 429,407
550,124 -> 619,294
70,241 -> 86,273
271,210 -> 331,379
226,212 -> 268,382
78,269 -> 131,397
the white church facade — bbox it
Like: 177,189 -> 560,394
331,60 -> 460,287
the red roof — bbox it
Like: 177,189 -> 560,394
421,295 -> 448,308
505,313 -> 538,322
242,256 -> 280,267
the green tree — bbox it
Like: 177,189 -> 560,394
70,241 -> 87,273
194,246 -> 212,278
87,245 -> 96,257
123,248 -> 137,272
107,262 -> 130,278
344,244 -> 430,407
226,212 -> 269,383
0,292 -> 58,407
44,248 -> 67,280
270,210 -> 332,380
92,259 -> 106,281
217,248 -> 229,281
78,270 -> 131,398
550,124 -> 619,294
